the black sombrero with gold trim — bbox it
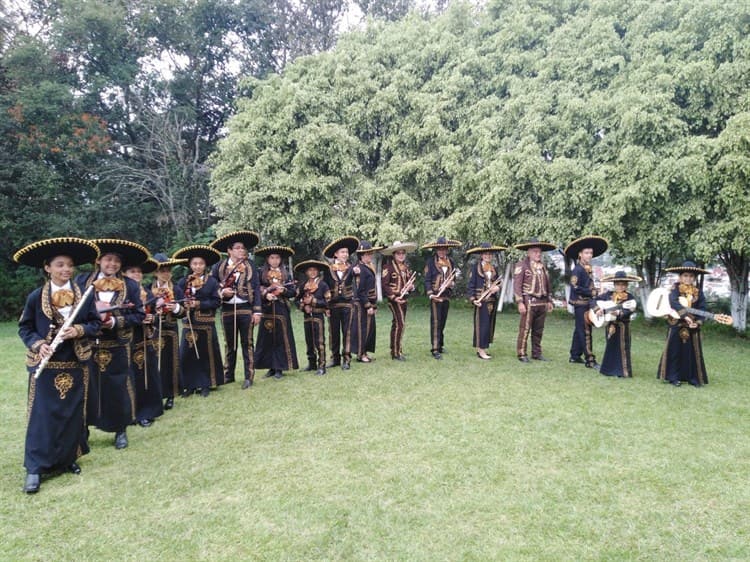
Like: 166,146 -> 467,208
323,236 -> 360,259
210,230 -> 260,252
13,237 -> 100,268
172,245 -> 222,267
294,259 -> 330,273
151,252 -> 187,269
356,241 -> 386,255
564,235 -> 609,261
255,245 -> 295,259
601,270 -> 642,283
91,238 -> 149,268
664,261 -> 710,275
513,238 -> 557,252
123,257 -> 158,275
466,242 -> 508,256
421,237 -> 462,250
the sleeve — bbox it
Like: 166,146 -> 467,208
18,290 -> 47,351
512,262 -> 525,302
249,265 -> 263,313
199,277 -> 221,310
75,290 -> 103,337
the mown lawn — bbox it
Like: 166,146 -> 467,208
1,304 -> 748,561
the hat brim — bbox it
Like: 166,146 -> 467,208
513,241 -> 557,252
294,260 -> 330,273
466,245 -> 507,255
124,258 -> 158,275
153,258 -> 188,268
664,266 -> 710,275
601,275 -> 642,283
357,245 -> 386,255
172,245 -> 222,266
93,239 -> 150,268
210,231 -> 260,252
564,236 -> 609,261
323,236 -> 360,258
13,237 -> 100,268
255,245 -> 295,259
381,242 -> 418,256
422,239 -> 462,250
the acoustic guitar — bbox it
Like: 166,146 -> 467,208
646,288 -> 733,325
587,299 -> 637,328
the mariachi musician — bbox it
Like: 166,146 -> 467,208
295,259 -> 331,375
323,236 -> 360,371
381,241 -> 418,361
513,238 -> 556,363
76,238 -> 147,450
149,253 -> 187,411
353,241 -> 384,363
466,242 -> 507,360
565,235 -> 608,369
254,245 -> 298,379
123,257 -> 163,428
422,236 -> 462,360
174,244 -> 223,397
15,237 -> 101,493
210,231 -> 262,389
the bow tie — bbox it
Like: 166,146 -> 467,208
94,277 -> 124,293
51,289 -> 75,308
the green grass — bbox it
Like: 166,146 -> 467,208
1,304 -> 749,561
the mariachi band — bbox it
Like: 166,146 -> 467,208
13,232 -> 720,493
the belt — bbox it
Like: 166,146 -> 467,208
525,296 -> 548,303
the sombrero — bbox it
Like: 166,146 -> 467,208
13,237 -> 99,268
172,245 -> 222,266
92,238 -> 150,268
601,270 -> 642,283
356,241 -> 386,255
151,252 -> 187,268
255,245 -> 295,259
421,237 -> 462,250
127,257 -> 158,275
381,241 -> 418,256
323,236 -> 360,258
513,238 -> 557,252
664,261 -> 710,275
564,235 -> 609,261
209,230 -> 260,252
294,259 -> 330,273
466,242 -> 508,256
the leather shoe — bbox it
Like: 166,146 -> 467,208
533,355 -> 550,361
263,369 -> 275,378
569,357 -> 584,364
670,380 -> 682,387
23,473 -> 40,494
68,462 -> 82,475
273,370 -> 284,379
164,397 -> 174,410
518,356 -> 530,363
477,351 -> 491,360
326,360 -> 341,368
432,351 -> 442,360
114,431 -> 128,450
341,361 -> 351,370
585,361 -> 600,370
138,419 -> 152,428
200,387 -> 210,397
242,379 -> 252,389
392,355 -> 406,361
356,355 -> 372,363
315,367 -> 326,375
180,388 -> 193,397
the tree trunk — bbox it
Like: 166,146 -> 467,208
720,250 -> 748,332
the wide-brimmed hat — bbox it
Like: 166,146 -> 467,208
210,230 -> 260,252
151,252 -> 187,269
294,259 -> 330,274
356,241 -> 385,255
323,236 -> 360,258
124,257 -> 158,275
466,242 -> 508,256
255,245 -> 295,259
564,235 -> 609,261
513,238 -> 557,252
13,237 -> 100,268
664,261 -> 710,275
381,241 -> 418,256
172,245 -> 222,266
92,238 -> 150,268
421,236 -> 462,250
601,270 -> 642,283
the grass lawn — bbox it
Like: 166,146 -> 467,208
1,303 -> 748,561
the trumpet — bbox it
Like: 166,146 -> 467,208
434,268 -> 459,298
397,271 -> 417,299
474,277 -> 502,304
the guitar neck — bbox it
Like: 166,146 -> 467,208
684,307 -> 716,321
